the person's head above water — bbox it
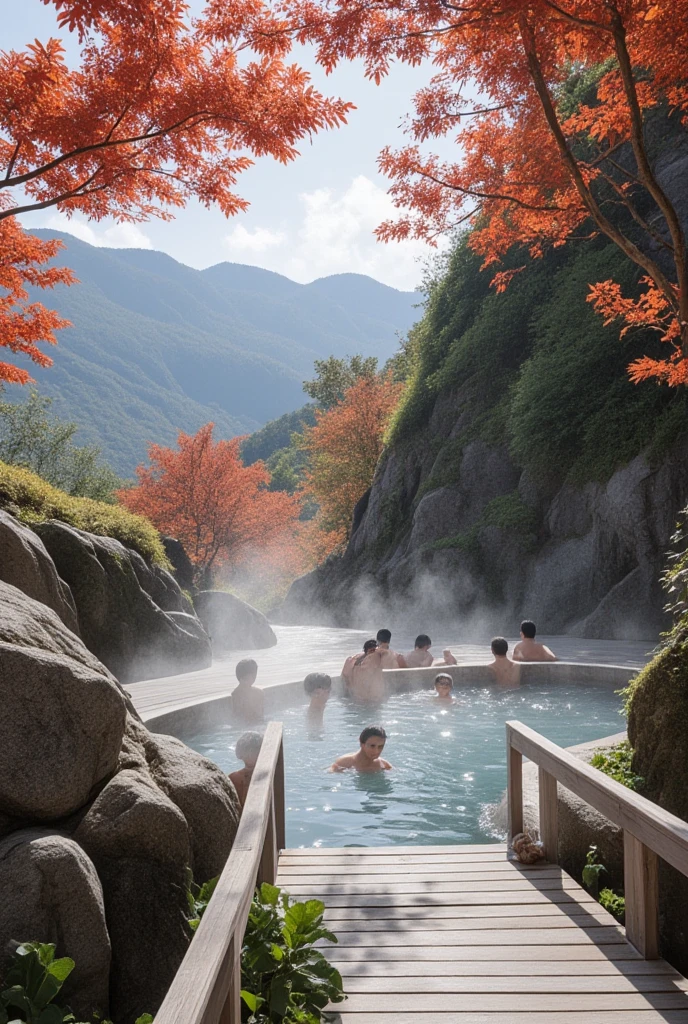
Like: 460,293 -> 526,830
376,628 -> 392,645
491,637 -> 509,657
415,634 -> 432,650
363,639 -> 378,654
235,731 -> 263,768
236,658 -> 258,685
304,672 -> 332,695
359,725 -> 387,759
520,620 -> 537,639
434,673 -> 453,696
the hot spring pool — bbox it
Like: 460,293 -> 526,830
181,679 -> 623,848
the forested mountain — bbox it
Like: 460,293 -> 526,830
12,231 -> 418,475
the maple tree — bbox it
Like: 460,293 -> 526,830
289,0 -> 688,385
0,0 -> 351,385
118,423 -> 302,587
300,373 -> 404,547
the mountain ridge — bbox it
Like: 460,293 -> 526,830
9,230 -> 419,475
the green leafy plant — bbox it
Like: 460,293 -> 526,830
582,845 -> 606,898
582,847 -> 625,921
599,888 -> 626,923
187,875 -> 220,932
590,741 -> 644,791
240,883 -> 345,1023
0,942 -> 75,1024
0,942 -> 153,1024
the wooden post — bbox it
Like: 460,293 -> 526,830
258,793 -> 277,885
219,935 -> 242,1024
506,729 -> 523,840
624,830 -> 659,959
274,738 -> 286,852
538,767 -> 558,864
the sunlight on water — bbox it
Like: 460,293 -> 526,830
181,681 -> 623,848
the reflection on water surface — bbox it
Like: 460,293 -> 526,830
182,682 -> 623,848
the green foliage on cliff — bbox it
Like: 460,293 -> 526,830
390,234 -> 686,486
625,508 -> 688,817
0,460 -> 168,567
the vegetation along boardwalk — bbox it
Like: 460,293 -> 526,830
277,844 -> 688,1022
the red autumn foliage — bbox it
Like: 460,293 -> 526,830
288,0 -> 688,385
0,0 -> 352,384
118,423 -> 303,587
300,373 -> 404,550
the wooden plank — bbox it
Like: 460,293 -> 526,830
274,864 -> 552,880
311,888 -> 598,908
335,993 -> 688,1012
326,944 -> 641,962
507,738 -> 523,838
333,1013 -> 688,1023
327,912 -> 616,932
324,900 -> 607,920
539,765 -> 559,864
279,867 -> 565,882
329,959 -> 680,978
507,720 -> 688,878
280,876 -> 584,894
279,852 -> 509,865
281,844 -> 507,856
318,926 -> 626,946
625,830 -> 660,959
339,975 -> 688,994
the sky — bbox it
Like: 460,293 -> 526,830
4,2 -> 464,292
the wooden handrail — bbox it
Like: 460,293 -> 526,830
155,721 -> 285,1024
506,719 -> 688,960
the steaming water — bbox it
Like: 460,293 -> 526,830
182,680 -> 624,848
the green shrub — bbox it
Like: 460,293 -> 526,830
590,741 -> 644,791
599,888 -> 626,923
241,883 -> 345,1023
0,461 -> 168,567
0,942 -> 153,1024
187,874 -> 219,932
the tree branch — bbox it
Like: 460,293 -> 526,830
517,14 -> 680,316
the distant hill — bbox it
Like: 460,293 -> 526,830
11,231 -> 419,475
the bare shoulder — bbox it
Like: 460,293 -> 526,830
381,759 -> 393,770
330,753 -> 355,772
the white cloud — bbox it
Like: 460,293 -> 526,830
41,213 -> 152,249
223,224 -> 287,256
220,176 -> 444,291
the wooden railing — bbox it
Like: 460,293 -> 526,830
155,721 -> 285,1024
506,720 -> 688,959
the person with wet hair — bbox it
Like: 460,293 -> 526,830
434,672 -> 455,701
330,725 -> 392,772
488,637 -> 521,688
512,621 -> 557,663
230,657 -> 264,723
304,672 -> 332,722
229,731 -> 263,808
341,639 -> 385,702
400,634 -> 457,668
376,628 -> 404,669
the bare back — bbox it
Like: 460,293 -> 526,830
512,639 -> 557,662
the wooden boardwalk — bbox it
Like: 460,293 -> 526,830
276,843 -> 688,1023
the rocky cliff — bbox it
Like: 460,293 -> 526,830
282,129 -> 688,641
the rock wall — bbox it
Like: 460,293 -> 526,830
0,513 -> 241,1023
282,434 -> 688,640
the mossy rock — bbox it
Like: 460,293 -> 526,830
627,641 -> 688,818
0,460 -> 168,568
627,640 -> 688,974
